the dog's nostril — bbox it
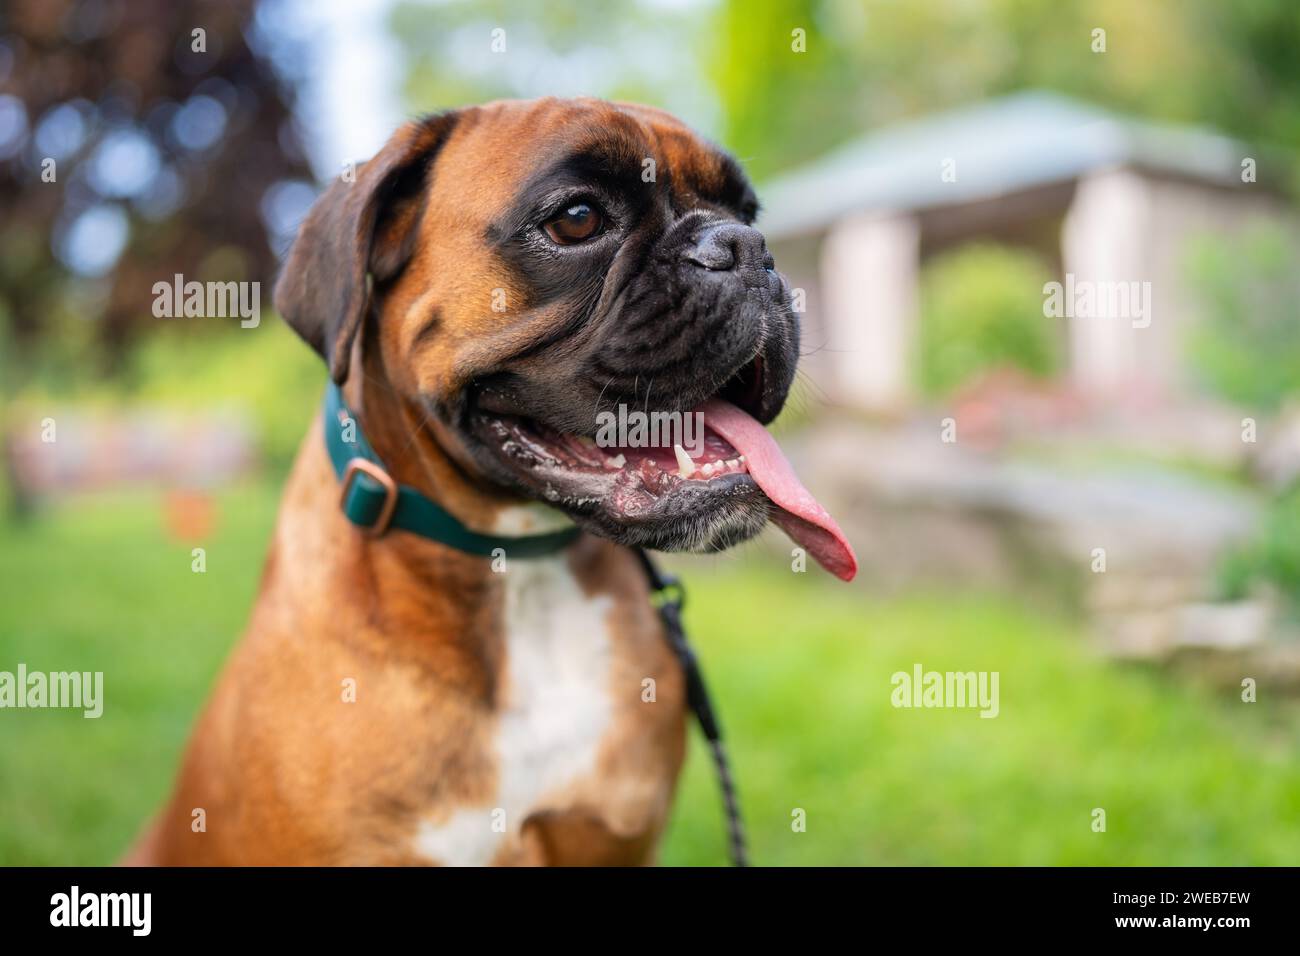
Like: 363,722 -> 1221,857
686,222 -> 767,272
684,241 -> 735,271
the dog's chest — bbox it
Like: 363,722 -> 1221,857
412,558 -> 617,865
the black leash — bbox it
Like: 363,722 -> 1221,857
636,548 -> 749,867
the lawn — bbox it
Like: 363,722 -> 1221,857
2,480 -> 1298,865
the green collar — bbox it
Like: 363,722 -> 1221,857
323,382 -> 580,557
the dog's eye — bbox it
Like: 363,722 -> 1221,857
542,203 -> 604,244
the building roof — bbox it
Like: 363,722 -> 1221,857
758,90 -> 1254,239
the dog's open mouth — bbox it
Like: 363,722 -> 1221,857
464,360 -> 857,580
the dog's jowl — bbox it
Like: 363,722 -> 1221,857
125,97 -> 855,866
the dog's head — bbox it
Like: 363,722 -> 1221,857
276,98 -> 853,577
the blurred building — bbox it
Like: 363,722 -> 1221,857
759,91 -> 1293,411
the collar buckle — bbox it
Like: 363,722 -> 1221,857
339,458 -> 398,536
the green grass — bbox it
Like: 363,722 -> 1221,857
663,568 -> 1300,865
2,481 -> 1299,865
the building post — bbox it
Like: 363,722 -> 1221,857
821,210 -> 920,411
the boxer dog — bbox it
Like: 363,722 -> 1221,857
128,97 -> 854,866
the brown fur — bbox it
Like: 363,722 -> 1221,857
127,99 -> 726,866
125,97 -> 733,868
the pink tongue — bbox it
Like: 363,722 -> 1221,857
699,398 -> 857,581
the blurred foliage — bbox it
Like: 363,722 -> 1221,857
1219,485 -> 1300,612
1185,225 -> 1300,413
389,0 -> 710,123
710,0 -> 1300,184
0,0 -> 312,375
917,244 -> 1059,397
7,319 -> 323,473
123,319 -> 323,470
389,0 -> 1300,188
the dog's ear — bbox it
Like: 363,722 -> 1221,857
274,112 -> 458,384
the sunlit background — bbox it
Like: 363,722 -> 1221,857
3,0 -> 1300,866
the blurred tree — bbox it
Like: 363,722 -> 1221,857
1219,485 -> 1300,612
708,0 -> 1300,183
388,0 -> 715,137
917,244 -> 1059,397
0,0 -> 312,382
1185,226 -> 1300,412
382,0 -> 1300,188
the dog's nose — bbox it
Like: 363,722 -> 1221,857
684,222 -> 771,272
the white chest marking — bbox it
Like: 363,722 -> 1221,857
486,501 -> 575,536
413,557 -> 614,865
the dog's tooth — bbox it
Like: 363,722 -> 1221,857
577,435 -> 596,447
701,463 -> 716,478
605,453 -> 626,469
674,444 -> 696,478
